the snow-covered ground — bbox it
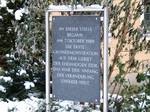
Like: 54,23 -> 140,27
0,93 -> 122,112
0,97 -> 44,112
0,98 -> 101,112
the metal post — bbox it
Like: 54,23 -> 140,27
45,11 -> 50,112
103,6 -> 108,112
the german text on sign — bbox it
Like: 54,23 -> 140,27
52,16 -> 101,103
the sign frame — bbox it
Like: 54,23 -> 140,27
45,5 -> 108,112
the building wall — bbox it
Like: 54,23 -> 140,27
109,0 -> 150,91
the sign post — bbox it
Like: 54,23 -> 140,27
103,6 -> 109,112
45,5 -> 108,112
45,11 -> 50,112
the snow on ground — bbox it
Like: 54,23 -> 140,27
0,91 -> 148,112
0,102 -> 8,112
0,97 -> 44,112
0,98 -> 101,112
51,100 -> 101,112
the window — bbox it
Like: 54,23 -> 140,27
144,0 -> 150,34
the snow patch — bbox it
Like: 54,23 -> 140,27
15,10 -> 23,20
90,4 -> 103,9
0,0 -> 6,7
0,85 -> 6,92
19,69 -> 26,75
145,70 -> 150,76
7,8 -> 13,14
59,100 -> 74,107
0,76 -> 12,82
48,4 -> 103,11
0,15 -> 2,20
0,102 -> 8,112
15,9 -> 25,20
0,97 -> 45,112
24,81 -> 35,90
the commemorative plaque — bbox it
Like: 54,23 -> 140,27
52,16 -> 100,103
